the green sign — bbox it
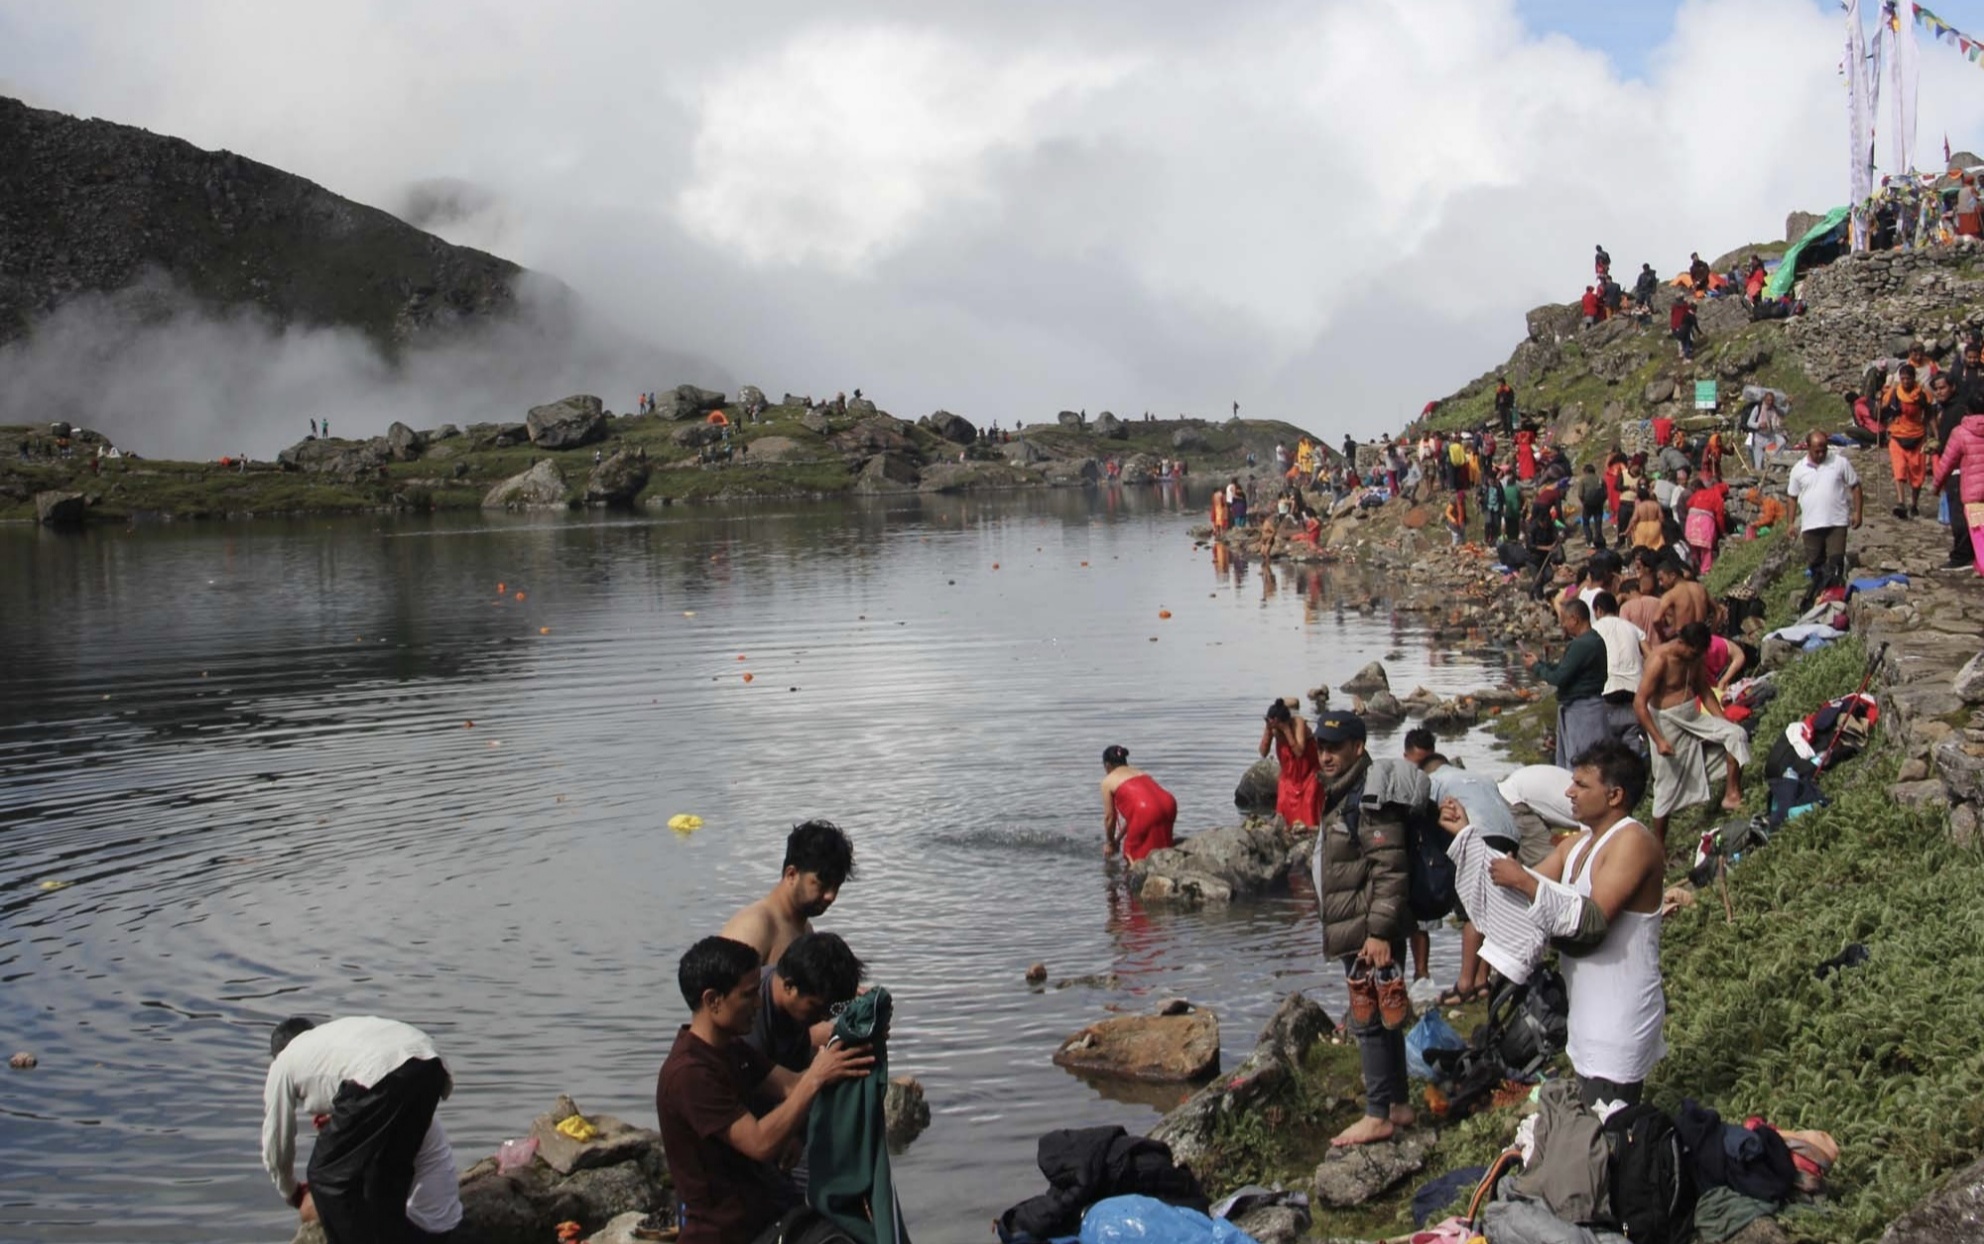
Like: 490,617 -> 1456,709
1694,380 -> 1718,410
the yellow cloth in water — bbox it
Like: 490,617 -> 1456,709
555,1115 -> 600,1142
667,814 -> 704,832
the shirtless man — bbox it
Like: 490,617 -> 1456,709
1490,742 -> 1665,1106
1634,622 -> 1748,843
720,821 -> 856,965
1653,555 -> 1708,638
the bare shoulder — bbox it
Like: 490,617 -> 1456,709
717,902 -> 775,960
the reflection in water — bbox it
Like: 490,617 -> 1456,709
0,489 -> 1516,1242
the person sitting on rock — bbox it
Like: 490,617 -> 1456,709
1100,744 -> 1179,861
720,821 -> 856,965
658,937 -> 872,1244
1489,744 -> 1665,1108
1309,711 -> 1418,1146
260,1015 -> 460,1243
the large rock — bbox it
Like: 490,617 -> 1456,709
1003,438 -> 1048,465
884,1076 -> 931,1152
483,460 -> 571,511
584,451 -> 649,507
1340,661 -> 1390,695
657,385 -> 726,420
466,421 -> 532,449
920,410 -> 977,445
855,452 -> 922,493
1231,1204 -> 1309,1244
276,436 -> 391,477
1151,993 -> 1333,1178
1644,378 -> 1677,404
1234,757 -> 1280,814
526,395 -> 608,450
1954,652 -> 1984,705
1934,738 -> 1984,804
845,397 -> 879,418
386,421 -> 426,461
1882,1154 -> 1984,1243
1131,823 -> 1295,905
673,421 -> 725,448
34,491 -> 85,525
1057,410 -> 1085,428
1095,412 -> 1129,440
829,415 -> 917,457
1041,458 -> 1099,487
530,1095 -> 655,1176
799,408 -> 832,435
1312,1133 -> 1430,1208
1052,1003 -> 1219,1082
1525,302 -> 1582,344
737,384 -> 766,408
745,435 -> 808,463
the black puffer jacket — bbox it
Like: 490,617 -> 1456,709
996,1126 -> 1206,1242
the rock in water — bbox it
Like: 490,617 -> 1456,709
525,395 -> 608,450
529,1095 -> 654,1175
483,461 -> 570,511
1312,1132 -> 1431,1207
34,491 -> 85,526
584,451 -> 649,507
1130,823 -> 1292,905
919,410 -> 977,444
1052,1004 -> 1219,1082
1340,661 -> 1391,695
1234,757 -> 1280,813
1363,690 -> 1405,723
883,1076 -> 931,1151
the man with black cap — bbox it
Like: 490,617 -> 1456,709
261,1015 -> 460,1242
1308,710 -> 1426,1147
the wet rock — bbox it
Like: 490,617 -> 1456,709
1053,1003 -> 1219,1082
1151,993 -> 1333,1178
1340,661 -> 1390,695
1311,1132 -> 1430,1207
34,491 -> 85,525
386,421 -> 426,461
919,410 -> 977,445
9,1052 -> 35,1069
855,453 -> 922,493
583,451 -> 648,507
1362,691 -> 1405,723
1025,963 -> 1048,984
1880,1154 -> 1984,1244
1421,699 -> 1479,731
884,1076 -> 930,1152
525,395 -> 608,450
483,461 -> 571,511
1131,823 -> 1293,905
1234,758 -> 1280,814
1307,685 -> 1333,712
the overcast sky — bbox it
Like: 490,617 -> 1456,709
8,0 -> 1984,449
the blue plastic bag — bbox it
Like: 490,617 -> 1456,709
1405,1009 -> 1467,1081
1079,1195 -> 1260,1243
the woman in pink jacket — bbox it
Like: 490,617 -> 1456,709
1933,409 -> 1984,575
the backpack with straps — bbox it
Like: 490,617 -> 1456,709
1603,1104 -> 1698,1244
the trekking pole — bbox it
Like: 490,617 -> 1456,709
1816,640 -> 1889,771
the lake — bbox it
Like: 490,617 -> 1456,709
0,486 -> 1516,1242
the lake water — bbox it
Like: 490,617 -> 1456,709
0,487 -> 1517,1242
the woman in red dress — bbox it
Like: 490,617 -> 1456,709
1260,700 -> 1323,829
1514,427 -> 1537,481
1100,745 -> 1178,861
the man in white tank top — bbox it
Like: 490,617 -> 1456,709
1488,741 -> 1666,1107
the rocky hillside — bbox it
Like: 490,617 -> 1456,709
0,95 -> 520,348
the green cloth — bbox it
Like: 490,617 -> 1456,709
1764,206 -> 1849,300
1693,1185 -> 1778,1242
806,987 -> 909,1244
1533,628 -> 1607,704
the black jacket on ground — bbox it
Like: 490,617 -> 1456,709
995,1126 -> 1206,1242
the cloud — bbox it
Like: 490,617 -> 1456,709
5,0 -> 1984,450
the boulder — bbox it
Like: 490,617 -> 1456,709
1057,410 -> 1085,428
1151,993 -> 1332,1178
1052,1004 -> 1219,1082
1095,412 -> 1129,440
34,491 -> 85,525
884,1076 -> 931,1152
1130,823 -> 1295,905
1421,698 -> 1479,731
855,452 -> 922,493
800,408 -> 832,435
467,421 -> 532,450
526,395 -> 608,450
846,397 -> 879,418
1955,652 -> 1984,705
1340,661 -> 1390,695
1644,378 -> 1677,405
386,421 -> 426,462
738,384 -> 766,408
1041,458 -> 1099,487
1312,1132 -> 1430,1207
1234,758 -> 1280,814
1119,453 -> 1161,483
1362,691 -> 1405,723
1525,302 -> 1582,344
584,451 -> 649,507
1230,1205 -> 1309,1244
1172,428 -> 1210,452
744,435 -> 807,463
657,385 -> 726,420
830,415 -> 917,457
1935,738 -> 1984,804
1785,210 -> 1825,244
1881,1154 -> 1984,1244
672,422 -> 724,449
530,1095 -> 655,1176
483,461 -> 571,511
434,423 -> 461,440
1003,438 -> 1048,465
920,410 -> 977,445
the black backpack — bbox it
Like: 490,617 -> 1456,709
1603,1104 -> 1698,1244
1483,967 -> 1569,1080
1405,805 -> 1457,922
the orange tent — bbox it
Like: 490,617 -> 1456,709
707,411 -> 730,426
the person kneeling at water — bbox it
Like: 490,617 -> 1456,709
659,937 -> 872,1244
1100,745 -> 1178,861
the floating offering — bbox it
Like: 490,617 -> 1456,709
38,880 -> 71,891
1158,610 -> 1172,619
668,814 -> 704,832
742,673 -> 755,682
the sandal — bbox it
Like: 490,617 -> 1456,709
1435,983 -> 1489,1007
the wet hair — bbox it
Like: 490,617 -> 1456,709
1403,727 -> 1436,754
784,820 -> 855,887
1102,744 -> 1130,769
775,932 -> 865,1005
1591,590 -> 1619,616
1571,740 -> 1648,810
678,935 -> 762,1011
1265,699 -> 1294,724
1899,363 -> 1918,381
1561,598 -> 1591,624
1843,389 -> 1860,403
1677,620 -> 1713,652
271,1016 -> 316,1059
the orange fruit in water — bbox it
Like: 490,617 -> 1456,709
1158,609 -> 1172,619
514,591 -> 526,602
992,562 -> 1000,569
742,673 -> 754,682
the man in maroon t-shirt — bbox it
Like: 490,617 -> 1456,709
657,936 -> 872,1244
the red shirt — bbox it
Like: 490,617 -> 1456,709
1581,290 -> 1600,317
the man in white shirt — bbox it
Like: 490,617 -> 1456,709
262,1015 -> 460,1243
1588,590 -> 1647,753
1496,763 -> 1582,851
1786,430 -> 1863,609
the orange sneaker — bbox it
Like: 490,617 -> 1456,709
1376,964 -> 1413,1031
1345,958 -> 1379,1027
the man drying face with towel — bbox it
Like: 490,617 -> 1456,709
1634,621 -> 1751,844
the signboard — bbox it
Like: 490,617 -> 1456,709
1694,380 -> 1718,411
